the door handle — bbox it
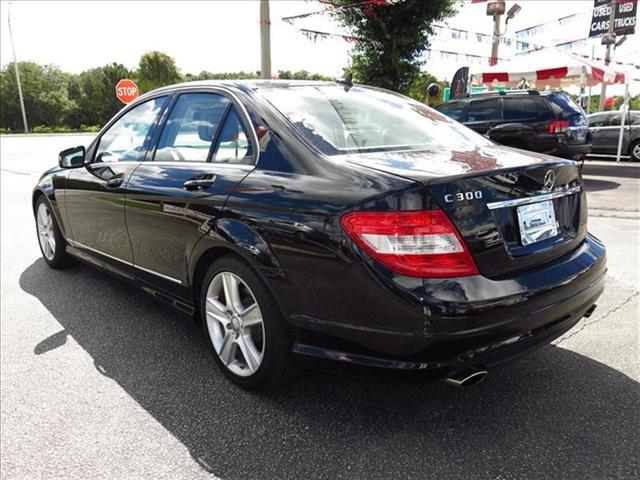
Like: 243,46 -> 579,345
105,177 -> 124,189
183,176 -> 215,191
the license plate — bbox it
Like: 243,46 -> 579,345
517,200 -> 558,246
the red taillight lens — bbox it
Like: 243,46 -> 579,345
340,210 -> 479,278
548,120 -> 569,134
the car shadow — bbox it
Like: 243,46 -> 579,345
583,162 -> 640,179
19,259 -> 639,480
583,177 -> 621,192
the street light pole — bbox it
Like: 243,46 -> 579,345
490,14 -> 501,66
7,2 -> 28,133
260,0 -> 272,80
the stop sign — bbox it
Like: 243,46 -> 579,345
115,79 -> 139,104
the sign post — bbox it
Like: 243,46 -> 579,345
115,79 -> 139,105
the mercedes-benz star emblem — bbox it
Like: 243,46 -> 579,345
544,170 -> 556,192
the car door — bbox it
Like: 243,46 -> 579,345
601,113 -> 633,154
465,98 -> 502,134
64,96 -> 168,263
588,113 -> 611,153
124,90 -> 255,286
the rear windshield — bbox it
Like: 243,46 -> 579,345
547,92 -> 583,115
259,86 -> 492,155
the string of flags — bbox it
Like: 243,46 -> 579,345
423,48 -> 500,65
433,25 -> 537,52
283,0 -> 396,24
514,10 -> 591,38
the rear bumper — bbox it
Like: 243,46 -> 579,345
550,142 -> 592,158
290,234 -> 606,377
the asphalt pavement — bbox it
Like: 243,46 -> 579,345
1,135 -> 638,480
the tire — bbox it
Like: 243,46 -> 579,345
630,140 -> 640,162
34,196 -> 75,269
199,256 -> 298,389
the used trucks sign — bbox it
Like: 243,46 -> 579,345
589,0 -> 637,37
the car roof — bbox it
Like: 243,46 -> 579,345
142,79 -> 343,97
588,110 -> 640,116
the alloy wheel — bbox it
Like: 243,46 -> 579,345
205,271 -> 265,377
36,202 -> 56,261
633,142 -> 640,161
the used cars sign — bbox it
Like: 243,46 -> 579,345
589,0 -> 637,37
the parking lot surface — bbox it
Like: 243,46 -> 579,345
1,135 -> 638,480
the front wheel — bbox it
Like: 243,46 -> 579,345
34,196 -> 75,269
200,256 -> 298,389
630,140 -> 640,162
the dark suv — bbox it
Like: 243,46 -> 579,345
436,91 -> 591,160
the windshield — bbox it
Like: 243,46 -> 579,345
259,85 -> 492,155
547,92 -> 583,115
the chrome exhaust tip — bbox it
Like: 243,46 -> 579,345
444,368 -> 488,388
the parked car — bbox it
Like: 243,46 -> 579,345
33,81 -> 606,389
588,110 -> 640,161
436,90 -> 592,160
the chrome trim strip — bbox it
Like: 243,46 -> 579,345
486,185 -> 582,210
68,239 -> 183,285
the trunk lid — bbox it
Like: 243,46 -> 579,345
340,145 -> 587,278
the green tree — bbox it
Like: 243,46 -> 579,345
331,0 -> 457,94
0,62 -> 75,130
277,70 -> 331,81
136,51 -> 182,93
66,63 -> 131,128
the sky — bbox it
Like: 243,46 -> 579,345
0,0 -> 638,94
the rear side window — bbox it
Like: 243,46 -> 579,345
155,93 -> 231,162
212,109 -> 253,164
467,99 -> 501,122
437,102 -> 465,121
502,98 -> 541,121
630,113 -> 640,125
589,114 -> 609,127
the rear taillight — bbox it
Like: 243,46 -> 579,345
548,120 -> 569,134
340,210 -> 479,278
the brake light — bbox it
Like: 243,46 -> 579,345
340,210 -> 479,278
548,120 -> 569,134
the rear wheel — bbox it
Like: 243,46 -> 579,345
35,196 -> 75,269
200,256 -> 297,389
630,140 -> 640,162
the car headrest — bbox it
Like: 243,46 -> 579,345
193,108 -> 218,142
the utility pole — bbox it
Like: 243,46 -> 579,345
486,2 -> 521,67
7,2 -> 28,133
598,0 -> 617,111
490,14 -> 501,66
260,0 -> 272,79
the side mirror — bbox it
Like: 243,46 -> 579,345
59,145 -> 86,169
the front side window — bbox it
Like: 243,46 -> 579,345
467,99 -> 501,123
155,93 -> 231,162
259,86 -> 491,155
95,97 -> 167,162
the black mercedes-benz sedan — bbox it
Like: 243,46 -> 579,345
33,80 -> 606,389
